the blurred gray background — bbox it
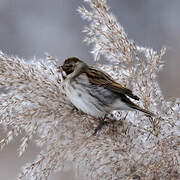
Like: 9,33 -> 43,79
0,0 -> 179,179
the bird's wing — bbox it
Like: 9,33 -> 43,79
87,67 -> 140,101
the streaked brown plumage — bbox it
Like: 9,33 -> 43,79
60,57 -> 154,134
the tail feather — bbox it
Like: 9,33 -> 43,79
121,95 -> 155,117
126,92 -> 140,101
132,105 -> 155,117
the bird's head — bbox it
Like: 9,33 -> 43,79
60,57 -> 86,79
61,57 -> 83,76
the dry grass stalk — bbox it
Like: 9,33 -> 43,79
0,0 -> 179,179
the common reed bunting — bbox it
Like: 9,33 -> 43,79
60,57 -> 154,135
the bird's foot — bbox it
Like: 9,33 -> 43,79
92,120 -> 110,136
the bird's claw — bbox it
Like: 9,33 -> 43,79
92,120 -> 110,136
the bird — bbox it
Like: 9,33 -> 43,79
60,57 -> 155,135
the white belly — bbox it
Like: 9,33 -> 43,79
63,79 -> 106,118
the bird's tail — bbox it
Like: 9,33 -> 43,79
132,105 -> 155,117
121,95 -> 155,117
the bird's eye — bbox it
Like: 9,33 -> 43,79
64,63 -> 70,67
67,63 -> 73,67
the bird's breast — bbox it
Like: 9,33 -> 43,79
62,76 -> 106,118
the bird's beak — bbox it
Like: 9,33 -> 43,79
57,66 -> 63,73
